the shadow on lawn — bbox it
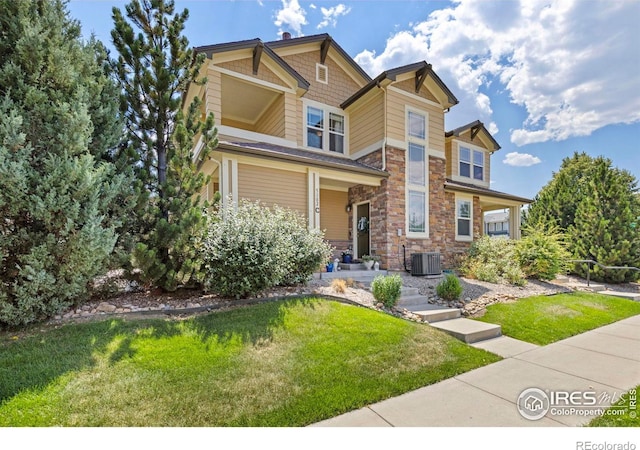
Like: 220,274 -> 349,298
0,297 -> 318,404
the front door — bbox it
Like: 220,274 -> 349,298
356,202 -> 370,259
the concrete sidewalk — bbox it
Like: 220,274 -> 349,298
311,314 -> 640,427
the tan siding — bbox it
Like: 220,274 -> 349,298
206,66 -> 222,120
281,52 -> 360,108
238,164 -> 307,217
445,140 -> 453,177
255,95 -> 285,137
395,78 -> 438,103
386,88 -> 445,152
218,58 -> 288,88
284,92 -> 299,143
320,189 -> 348,240
349,94 -> 384,152
451,141 -> 460,177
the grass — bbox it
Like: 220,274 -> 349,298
588,385 -> 640,427
475,292 -> 640,345
0,298 -> 500,426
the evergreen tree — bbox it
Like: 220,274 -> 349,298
524,152 -> 640,283
0,0 -> 128,326
111,0 -> 218,291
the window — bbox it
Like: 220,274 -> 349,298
316,63 -> 328,84
406,109 -> 428,236
306,105 -> 345,153
456,198 -> 472,240
459,146 -> 484,181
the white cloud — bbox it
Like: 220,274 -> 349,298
354,0 -> 640,146
274,0 -> 307,36
503,152 -> 542,167
317,4 -> 351,29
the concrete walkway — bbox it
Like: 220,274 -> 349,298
311,314 -> 640,427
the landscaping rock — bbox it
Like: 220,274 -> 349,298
96,302 -> 117,313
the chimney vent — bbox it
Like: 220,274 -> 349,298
282,32 -> 291,40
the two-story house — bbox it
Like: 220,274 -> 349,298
186,33 -> 531,271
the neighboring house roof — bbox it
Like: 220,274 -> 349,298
484,211 -> 509,223
218,141 -> 389,177
265,33 -> 372,85
445,120 -> 501,151
341,61 -> 459,110
194,38 -> 310,91
445,179 -> 532,204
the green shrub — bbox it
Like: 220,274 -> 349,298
460,236 -> 525,285
202,199 -> 332,299
515,226 -> 570,281
436,274 -> 463,301
371,275 -> 402,308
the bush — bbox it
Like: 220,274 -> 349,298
515,226 -> 570,280
460,236 -> 525,285
202,199 -> 332,299
436,274 -> 463,301
371,275 -> 402,308
331,279 -> 347,294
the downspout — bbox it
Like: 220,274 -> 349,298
382,84 -> 388,171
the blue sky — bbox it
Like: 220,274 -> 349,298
68,0 -> 640,200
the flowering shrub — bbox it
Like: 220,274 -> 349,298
460,236 -> 526,286
202,199 -> 332,298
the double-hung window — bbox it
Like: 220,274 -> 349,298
406,109 -> 428,236
459,146 -> 484,181
456,197 -> 472,241
306,105 -> 345,153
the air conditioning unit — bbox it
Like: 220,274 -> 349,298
411,252 -> 442,277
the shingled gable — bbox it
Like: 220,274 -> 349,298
194,38 -> 310,92
445,120 -> 501,152
341,61 -> 459,110
265,33 -> 372,86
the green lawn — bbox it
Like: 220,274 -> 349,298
588,385 -> 639,427
0,298 -> 499,426
475,292 -> 640,345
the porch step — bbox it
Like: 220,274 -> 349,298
338,263 -> 365,271
601,291 -> 640,301
400,287 -> 420,297
430,318 -> 502,344
320,270 -> 388,280
396,294 -> 430,307
407,306 -> 462,323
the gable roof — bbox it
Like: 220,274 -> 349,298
445,120 -> 501,151
265,33 -> 372,85
194,38 -> 310,91
341,61 -> 459,110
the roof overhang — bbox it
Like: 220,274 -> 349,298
342,61 -> 459,110
444,179 -> 532,206
445,120 -> 501,152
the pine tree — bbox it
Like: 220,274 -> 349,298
111,0 -> 218,291
0,0 -> 129,326
524,152 -> 640,283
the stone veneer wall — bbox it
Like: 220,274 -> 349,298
348,145 -> 479,271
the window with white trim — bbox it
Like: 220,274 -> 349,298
406,109 -> 428,235
305,104 -> 345,153
456,197 -> 472,240
459,146 -> 484,181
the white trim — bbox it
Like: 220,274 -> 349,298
388,85 -> 442,109
349,139 -> 384,160
192,135 -> 204,162
302,99 -> 349,155
455,139 -> 489,187
316,63 -> 328,84
308,169 -> 321,230
405,106 -> 429,238
221,156 -> 238,208
218,125 -> 297,148
212,66 -> 296,94
455,193 -> 473,242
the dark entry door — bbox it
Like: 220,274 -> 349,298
356,203 -> 370,258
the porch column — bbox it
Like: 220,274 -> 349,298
509,205 -> 521,239
221,156 -> 238,207
308,169 -> 320,230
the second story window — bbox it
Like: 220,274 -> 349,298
406,108 -> 428,236
459,146 -> 484,181
306,105 -> 345,153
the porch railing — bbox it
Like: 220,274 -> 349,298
568,259 -> 640,286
